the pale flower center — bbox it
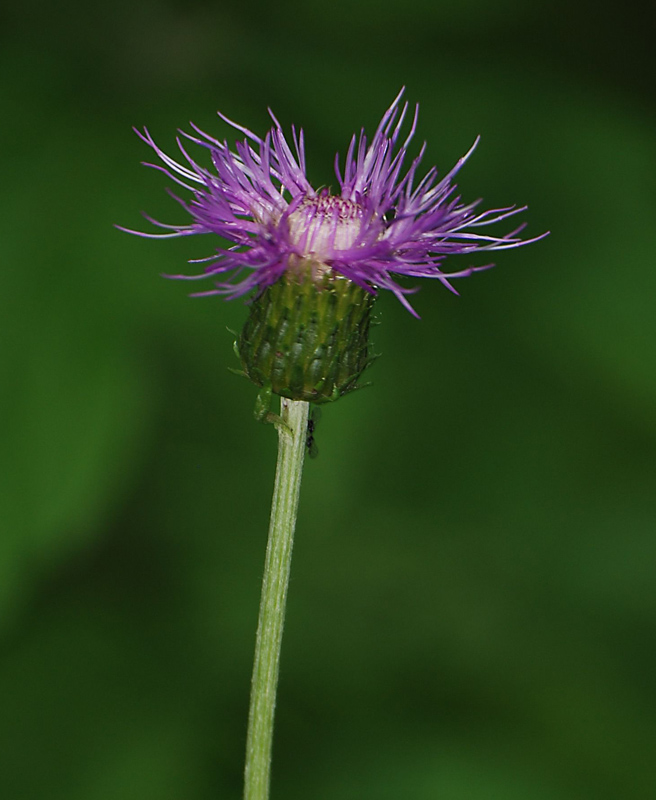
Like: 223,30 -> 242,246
287,196 -> 367,261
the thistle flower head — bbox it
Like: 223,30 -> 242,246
122,89 -> 545,317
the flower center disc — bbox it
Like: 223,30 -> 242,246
287,196 -> 369,264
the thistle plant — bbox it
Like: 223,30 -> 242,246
121,89 -> 545,800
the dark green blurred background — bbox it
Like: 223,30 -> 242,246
2,1 -> 656,797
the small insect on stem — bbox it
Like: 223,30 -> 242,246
306,406 -> 322,459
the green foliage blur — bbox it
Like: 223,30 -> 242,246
2,0 -> 655,797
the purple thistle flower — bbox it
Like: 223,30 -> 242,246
121,89 -> 546,317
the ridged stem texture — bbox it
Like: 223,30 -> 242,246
244,397 -> 310,800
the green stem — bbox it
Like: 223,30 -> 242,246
244,397 -> 310,800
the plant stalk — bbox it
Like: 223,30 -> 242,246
244,397 -> 310,800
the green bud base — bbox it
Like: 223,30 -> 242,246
237,272 -> 377,404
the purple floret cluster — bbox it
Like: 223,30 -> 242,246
123,89 -> 545,316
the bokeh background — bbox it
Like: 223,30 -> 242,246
2,1 -> 656,798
